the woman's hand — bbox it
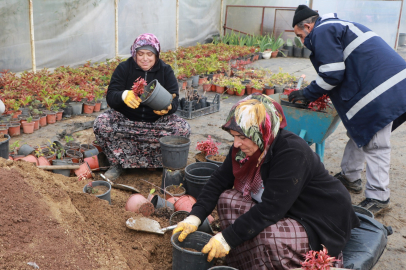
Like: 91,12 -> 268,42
122,90 -> 142,109
202,233 -> 231,262
172,215 -> 201,242
153,94 -> 177,115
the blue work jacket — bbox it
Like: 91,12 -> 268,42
303,13 -> 406,147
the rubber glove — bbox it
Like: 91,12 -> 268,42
288,90 -> 309,104
172,215 -> 201,242
122,90 -> 142,109
153,94 -> 177,115
202,232 -> 231,262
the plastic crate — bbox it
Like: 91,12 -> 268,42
175,94 -> 220,120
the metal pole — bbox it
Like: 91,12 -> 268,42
224,5 -> 229,36
308,0 -> 313,9
115,0 -> 118,57
260,7 -> 265,35
395,0 -> 404,50
28,0 -> 36,73
176,0 -> 179,49
220,0 -> 224,37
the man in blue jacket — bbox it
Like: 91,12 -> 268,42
289,5 -> 406,215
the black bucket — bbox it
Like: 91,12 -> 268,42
185,163 -> 218,198
185,162 -> 219,182
52,159 -> 73,176
159,136 -> 190,170
0,134 -> 10,159
171,231 -> 214,270
160,168 -> 185,193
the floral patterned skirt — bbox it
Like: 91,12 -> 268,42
93,109 -> 191,168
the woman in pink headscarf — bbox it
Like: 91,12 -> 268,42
93,33 -> 191,180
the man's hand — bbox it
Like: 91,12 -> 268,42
288,90 -> 309,104
201,233 -> 231,262
172,215 -> 201,242
123,90 -> 141,109
153,94 -> 176,115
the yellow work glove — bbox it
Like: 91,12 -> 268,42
153,104 -> 172,115
122,90 -> 141,109
153,93 -> 177,116
202,233 -> 231,262
172,215 -> 201,242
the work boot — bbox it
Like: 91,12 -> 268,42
104,164 -> 123,181
358,198 -> 390,216
334,172 -> 362,194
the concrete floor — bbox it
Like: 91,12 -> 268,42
183,56 -> 406,269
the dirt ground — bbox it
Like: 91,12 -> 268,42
2,87 -> 406,269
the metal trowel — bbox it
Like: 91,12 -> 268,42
126,217 -> 177,235
100,174 -> 140,193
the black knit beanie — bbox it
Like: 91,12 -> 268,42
292,5 -> 319,27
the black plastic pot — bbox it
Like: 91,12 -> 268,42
0,134 -> 10,159
151,194 -> 175,210
159,136 -> 190,170
179,97 -> 186,110
286,45 -> 293,56
199,97 -> 207,108
160,168 -> 185,193
82,180 -> 111,204
205,155 -> 224,166
141,79 -> 173,110
52,159 -> 73,176
17,144 -> 35,156
293,46 -> 303,57
185,162 -> 219,199
171,231 -> 215,270
63,105 -> 73,118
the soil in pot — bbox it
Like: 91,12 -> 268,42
169,211 -> 189,225
194,152 -> 206,162
84,185 -> 109,195
165,185 -> 186,197
206,154 -> 226,163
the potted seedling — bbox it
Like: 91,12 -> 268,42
21,116 -> 35,134
195,135 -> 226,164
82,179 -> 111,204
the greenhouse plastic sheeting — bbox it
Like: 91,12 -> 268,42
0,0 -> 31,72
178,0 -> 221,48
313,0 -> 402,49
0,0 -> 221,72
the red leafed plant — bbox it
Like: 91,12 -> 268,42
301,245 -> 338,270
196,135 -> 220,156
132,77 -> 147,96
308,94 -> 331,111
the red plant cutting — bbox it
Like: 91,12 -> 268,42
308,94 -> 331,111
132,77 -> 147,96
301,245 -> 338,270
196,135 -> 220,156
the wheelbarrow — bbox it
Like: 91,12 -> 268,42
270,93 -> 341,162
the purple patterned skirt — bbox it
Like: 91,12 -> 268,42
93,109 -> 191,168
217,189 -> 343,270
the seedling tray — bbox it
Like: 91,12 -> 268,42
175,94 -> 220,120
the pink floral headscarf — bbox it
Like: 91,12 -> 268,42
130,33 -> 161,58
